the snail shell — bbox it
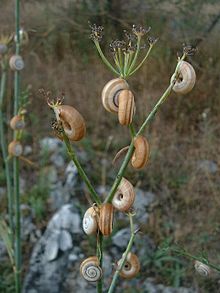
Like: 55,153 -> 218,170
194,261 -> 211,277
118,90 -> 135,125
10,115 -> 25,130
9,55 -> 24,71
82,206 -> 99,235
0,44 -> 7,54
102,78 -> 129,113
172,61 -> 196,94
8,140 -> 23,157
118,252 -> 140,279
80,256 -> 102,282
112,178 -> 135,212
55,105 -> 86,141
131,136 -> 150,169
98,203 -> 114,236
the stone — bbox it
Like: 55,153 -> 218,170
39,137 -> 62,154
23,145 -> 33,156
50,153 -> 65,169
197,160 -> 218,174
134,188 -> 156,221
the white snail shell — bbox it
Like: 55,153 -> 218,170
80,256 -> 102,282
0,44 -> 7,54
10,115 -> 25,130
8,140 -> 23,157
82,206 -> 98,235
118,252 -> 140,279
9,55 -> 24,71
194,261 -> 211,277
172,61 -> 196,94
101,78 -> 129,113
112,178 -> 135,212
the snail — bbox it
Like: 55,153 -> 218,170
53,105 -> 86,141
194,261 -> 211,277
8,140 -> 23,157
0,44 -> 7,54
80,256 -> 102,282
10,115 -> 25,130
82,206 -> 99,235
172,61 -> 196,94
131,135 -> 150,169
98,203 -> 114,236
118,252 -> 140,279
101,78 -> 129,113
118,89 -> 135,125
112,178 -> 135,212
9,55 -> 24,71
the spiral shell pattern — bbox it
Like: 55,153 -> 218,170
9,55 -> 24,71
172,61 -> 196,94
194,261 -> 211,277
102,78 -> 129,113
118,252 -> 140,279
80,256 -> 102,282
82,206 -> 98,235
112,178 -> 135,212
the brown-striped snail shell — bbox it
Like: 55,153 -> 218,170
80,256 -> 102,282
82,206 -> 99,235
102,78 -> 129,113
9,55 -> 24,71
118,90 -> 135,126
131,135 -> 150,169
98,203 -> 114,236
118,252 -> 140,279
54,105 -> 86,141
8,140 -> 23,157
194,261 -> 211,277
112,178 -> 135,212
0,44 -> 7,54
10,115 -> 25,130
172,61 -> 196,94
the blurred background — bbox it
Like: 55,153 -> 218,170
0,0 -> 220,292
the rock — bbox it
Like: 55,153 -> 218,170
64,161 -> 78,191
39,137 -> 62,154
134,188 -> 156,221
50,153 -> 65,169
197,160 -> 218,174
23,145 -> 33,156
23,204 -> 82,293
112,228 -> 132,248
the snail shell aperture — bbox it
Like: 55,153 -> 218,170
8,140 -> 23,157
172,61 -> 196,94
131,135 -> 150,169
10,115 -> 25,130
112,178 -> 135,212
101,78 -> 129,113
118,89 -> 135,126
55,105 -> 86,141
98,203 -> 114,236
118,252 -> 140,279
82,206 -> 98,235
194,261 -> 211,277
80,256 -> 102,282
9,55 -> 24,71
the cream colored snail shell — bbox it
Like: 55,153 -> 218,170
118,89 -> 135,126
98,203 -> 114,236
54,105 -> 86,141
0,44 -> 7,54
10,115 -> 25,130
101,78 -> 129,113
80,256 -> 102,282
194,261 -> 211,277
118,252 -> 140,279
82,206 -> 99,235
112,178 -> 135,212
131,135 -> 150,169
8,140 -> 23,157
172,61 -> 196,94
9,55 -> 24,71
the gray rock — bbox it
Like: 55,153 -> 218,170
64,161 -> 78,191
134,188 -> 156,221
197,160 -> 218,174
23,145 -> 33,156
39,137 -> 62,154
112,228 -> 132,248
50,153 -> 65,169
23,204 -> 82,293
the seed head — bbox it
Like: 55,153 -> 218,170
183,44 -> 197,56
132,25 -> 151,37
89,22 -> 104,42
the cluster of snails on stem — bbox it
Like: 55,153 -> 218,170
47,23 -> 200,292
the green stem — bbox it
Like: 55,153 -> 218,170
126,36 -> 141,75
97,233 -> 103,293
105,54 -> 186,204
0,65 -> 14,241
113,53 -> 122,76
123,53 -> 129,78
62,133 -> 101,205
108,214 -> 136,293
94,41 -> 120,76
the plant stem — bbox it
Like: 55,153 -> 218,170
62,132 -> 101,205
97,233 -> 103,293
94,41 -> 120,76
105,54 -> 186,204
126,36 -> 141,75
14,0 -> 21,292
0,64 -> 14,241
108,213 -> 136,293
